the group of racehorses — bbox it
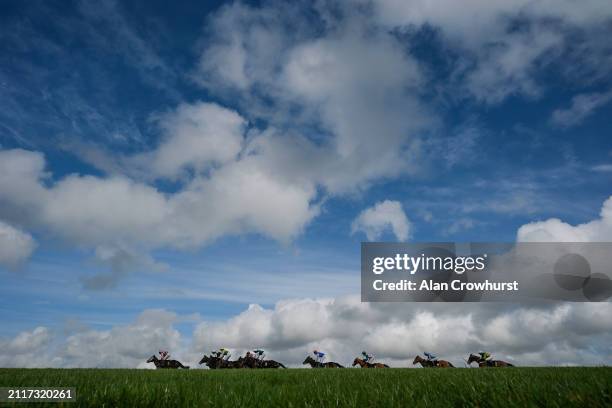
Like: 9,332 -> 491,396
147,353 -> 514,369
199,354 -> 286,369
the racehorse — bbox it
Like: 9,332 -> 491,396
352,357 -> 389,368
198,354 -> 243,369
413,355 -> 454,368
303,356 -> 343,368
259,359 -> 286,368
146,355 -> 189,369
467,354 -> 514,367
242,355 -> 286,369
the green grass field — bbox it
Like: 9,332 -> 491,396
0,367 -> 610,407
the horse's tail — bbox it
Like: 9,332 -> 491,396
383,364 -> 390,368
448,362 -> 455,368
507,363 -> 514,367
335,363 -> 344,368
279,362 -> 287,368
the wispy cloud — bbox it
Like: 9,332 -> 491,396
551,90 -> 612,128
590,164 -> 612,172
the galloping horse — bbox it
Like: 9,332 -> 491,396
413,355 -> 454,368
352,358 -> 389,368
146,355 -> 189,369
242,355 -> 286,368
303,356 -> 343,368
467,354 -> 514,367
241,355 -> 259,368
198,354 -> 243,369
259,359 -> 286,368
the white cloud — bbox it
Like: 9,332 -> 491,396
517,195 -> 612,241
0,327 -> 55,368
590,164 -> 612,172
0,103 -> 321,256
0,309 -> 188,369
0,146 -> 320,249
0,220 -> 36,268
368,0 -> 612,103
551,90 -> 612,128
0,299 -> 610,368
61,309 -> 183,368
280,26 -> 431,191
352,200 -> 411,241
194,3 -> 434,194
130,102 -> 246,180
2,0 -> 611,290
0,3 -> 438,275
192,297 -> 612,367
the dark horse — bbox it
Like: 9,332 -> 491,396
413,355 -> 454,368
303,356 -> 343,368
467,354 -> 514,367
240,355 -> 286,369
259,359 -> 286,368
352,357 -> 389,368
146,355 -> 189,369
198,354 -> 244,369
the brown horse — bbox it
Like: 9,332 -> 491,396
147,355 -> 189,369
303,356 -> 343,368
413,355 -> 454,368
352,357 -> 389,368
467,354 -> 514,367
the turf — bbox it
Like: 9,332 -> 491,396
0,367 -> 610,407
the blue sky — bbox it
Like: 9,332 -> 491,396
1,0 -> 612,367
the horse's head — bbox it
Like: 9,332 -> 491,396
198,355 -> 209,365
302,356 -> 313,365
146,355 -> 157,363
352,358 -> 360,366
467,354 -> 479,364
412,355 -> 422,365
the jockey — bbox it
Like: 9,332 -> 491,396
159,350 -> 170,360
313,350 -> 325,363
361,351 -> 374,363
479,351 -> 491,363
424,351 -> 437,363
254,349 -> 265,360
219,348 -> 231,360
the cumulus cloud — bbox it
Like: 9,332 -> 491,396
367,0 -> 612,103
352,200 -> 411,241
129,102 -> 246,180
0,220 -> 36,269
61,309 -> 183,368
0,2 -> 438,278
194,2 -> 434,194
0,102 -> 321,251
517,195 -> 612,241
4,0 -> 609,277
0,298 -> 610,368
0,309 -> 185,368
191,297 -> 612,367
0,327 -> 55,368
